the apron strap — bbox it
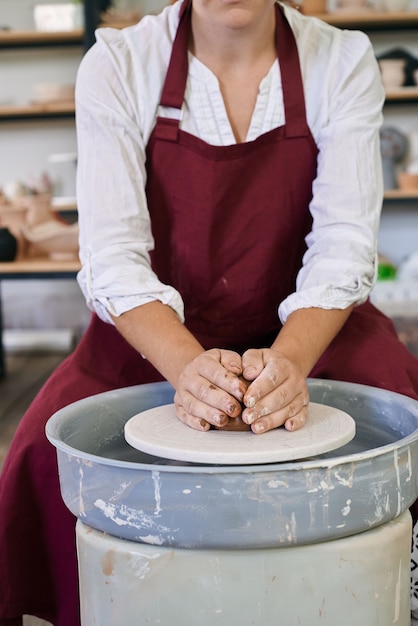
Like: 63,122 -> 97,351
159,0 -> 191,110
158,0 -> 309,140
275,3 -> 309,138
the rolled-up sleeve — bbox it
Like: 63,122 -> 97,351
75,25 -> 184,325
279,24 -> 385,323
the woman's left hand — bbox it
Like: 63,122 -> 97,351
240,348 -> 310,434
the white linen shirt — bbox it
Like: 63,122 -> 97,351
75,1 -> 385,326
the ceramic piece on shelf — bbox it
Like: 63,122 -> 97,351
409,131 -> 418,161
0,203 -> 28,259
2,179 -> 28,203
0,203 -> 27,233
0,227 -> 17,262
15,193 -> 54,228
377,48 -> 418,88
397,251 -> 418,282
33,3 -> 84,32
397,171 -> 418,191
22,219 -> 79,261
408,158 -> 418,174
397,143 -> 418,188
382,0 -> 410,10
333,0 -> 370,12
378,58 -> 407,89
32,83 -> 75,105
379,126 -> 408,190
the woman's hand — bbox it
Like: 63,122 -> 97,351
173,348 -> 249,431
240,348 -> 310,434
173,346 -> 309,434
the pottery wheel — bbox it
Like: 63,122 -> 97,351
124,403 -> 356,465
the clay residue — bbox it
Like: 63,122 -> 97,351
101,549 -> 115,577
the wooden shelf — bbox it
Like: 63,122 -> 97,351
0,101 -> 75,120
0,29 -> 84,48
315,9 -> 418,29
0,20 -> 135,49
0,257 -> 80,276
52,199 -> 77,212
384,189 -> 418,200
385,87 -> 418,103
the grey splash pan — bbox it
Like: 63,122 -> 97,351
46,378 -> 418,549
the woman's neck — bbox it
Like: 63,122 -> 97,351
189,3 -> 277,143
189,3 -> 276,77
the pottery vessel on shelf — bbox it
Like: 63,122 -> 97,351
334,0 -> 369,12
377,48 -> 418,87
382,0 -> 409,10
409,131 -> 418,162
378,59 -> 407,90
0,227 -> 18,261
398,172 -> 418,191
22,219 -> 79,261
15,193 -> 54,228
0,202 -> 28,258
379,126 -> 408,190
32,83 -> 75,104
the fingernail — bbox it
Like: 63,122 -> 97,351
216,414 -> 228,427
244,366 -> 257,377
233,388 -> 244,401
228,403 -> 239,415
246,410 -> 257,424
245,395 -> 256,409
254,421 -> 266,433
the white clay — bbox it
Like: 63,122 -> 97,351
124,402 -> 356,465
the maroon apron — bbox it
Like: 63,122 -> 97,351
146,0 -> 317,352
1,3 -> 418,625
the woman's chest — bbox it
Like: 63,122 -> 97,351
181,59 -> 285,145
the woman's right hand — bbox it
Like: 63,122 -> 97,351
173,348 -> 249,431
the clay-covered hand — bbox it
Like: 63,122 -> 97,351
240,348 -> 309,434
173,348 -> 249,431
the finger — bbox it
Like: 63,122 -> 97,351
175,407 -> 211,431
193,351 -> 247,402
175,408 -> 248,432
245,393 -> 310,434
242,378 -> 309,426
284,403 -> 309,432
241,348 -> 266,381
242,378 -> 309,429
218,349 -> 243,377
243,359 -> 287,409
174,391 -> 232,429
